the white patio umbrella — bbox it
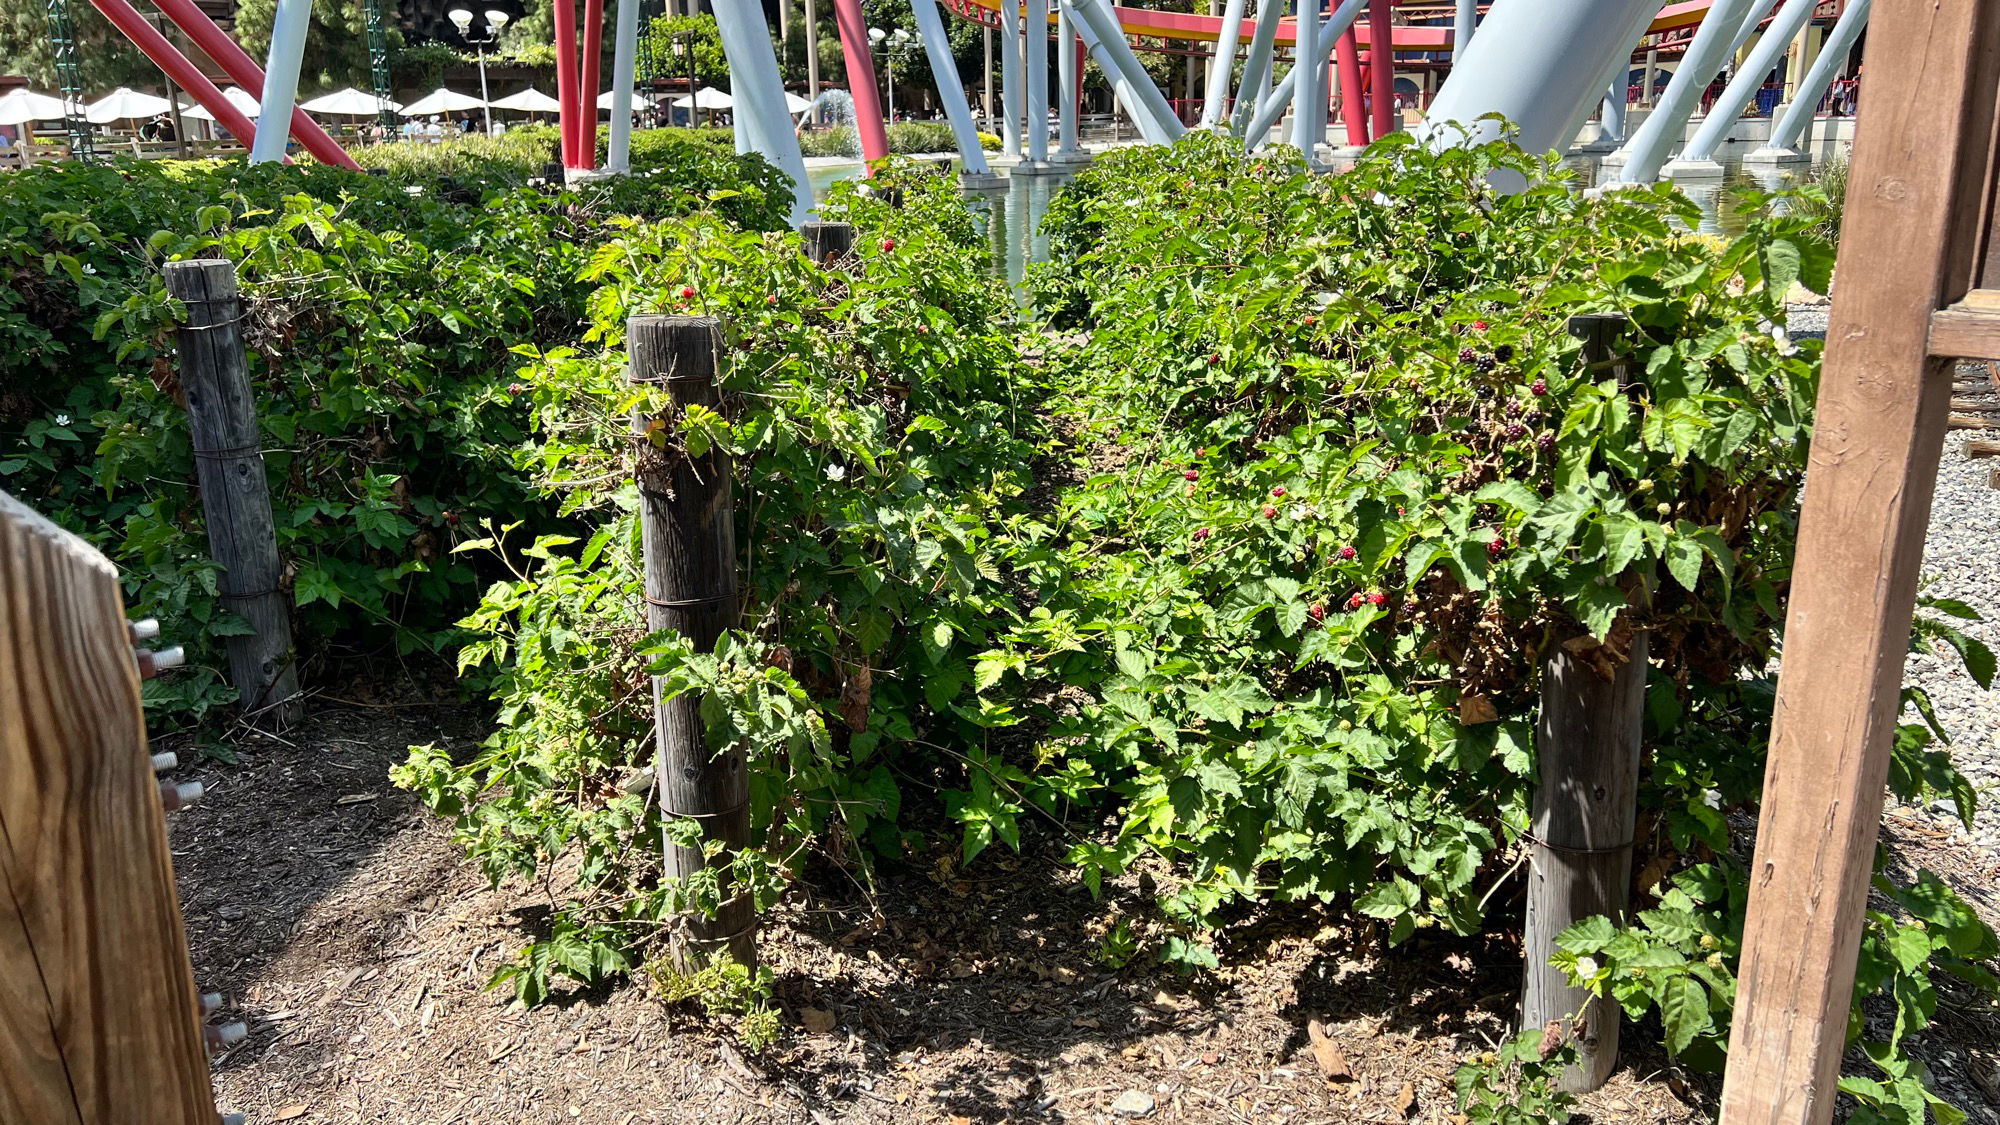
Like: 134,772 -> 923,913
783,90 -> 813,114
0,89 -> 70,126
300,86 -> 401,116
180,86 -> 262,121
596,89 -> 656,109
489,86 -> 562,113
670,87 -> 733,109
399,88 -> 485,116
85,87 -> 172,124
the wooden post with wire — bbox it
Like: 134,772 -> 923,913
1720,1 -> 2000,1121
628,314 -> 755,972
1518,313 -> 1646,1094
0,490 -> 217,1124
802,220 -> 855,267
163,258 -> 302,731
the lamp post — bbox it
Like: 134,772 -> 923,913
448,7 -> 510,136
675,31 -> 699,125
868,26 -> 913,123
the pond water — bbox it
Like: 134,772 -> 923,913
806,150 -> 1822,284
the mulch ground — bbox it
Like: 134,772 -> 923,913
166,699 -> 1999,1125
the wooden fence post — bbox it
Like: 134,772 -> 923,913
801,220 -> 855,266
0,491 -> 217,1124
1722,2 -> 2000,1120
162,259 -> 303,731
1519,313 -> 1645,1093
628,314 -> 755,972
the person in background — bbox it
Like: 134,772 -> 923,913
425,115 -> 444,143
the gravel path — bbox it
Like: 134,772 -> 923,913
1789,304 -> 2000,858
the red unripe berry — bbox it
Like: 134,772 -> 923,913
1207,353 -> 1220,366
1193,527 -> 1212,541
507,382 -> 525,395
1339,545 -> 1356,560
881,238 -> 896,251
1530,379 -> 1547,397
766,294 -> 778,306
1347,593 -> 1365,610
1473,320 -> 1490,332
1184,469 -> 1200,481
1262,505 -> 1278,519
1368,592 -> 1387,606
1488,535 -> 1505,556
1307,604 -> 1325,621
679,286 -> 695,300
445,511 -> 460,525
1396,506 -> 1406,516
1270,486 -> 1286,498
1196,447 -> 1207,457
1304,316 -> 1317,327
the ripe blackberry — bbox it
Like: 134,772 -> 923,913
1494,344 -> 1514,362
1537,432 -> 1557,453
1458,347 -> 1476,365
1505,399 -> 1523,419
1504,423 -> 1526,441
1473,354 -> 1497,374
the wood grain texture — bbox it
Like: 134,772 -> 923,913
1521,636 -> 1648,1094
628,316 -> 756,973
163,258 -> 302,730
801,221 -> 856,268
1719,2 -> 2000,1121
1928,301 -> 2000,360
0,490 -> 215,1124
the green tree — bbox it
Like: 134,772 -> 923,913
638,12 -> 729,86
233,0 -> 384,89
0,0 -> 157,91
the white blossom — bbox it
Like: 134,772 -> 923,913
825,463 -> 847,482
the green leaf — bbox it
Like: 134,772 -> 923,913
1187,675 -> 1274,729
1664,537 -> 1704,592
1658,975 -> 1711,1056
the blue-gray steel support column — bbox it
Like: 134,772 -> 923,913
1666,0 -> 1819,175
1242,0 -> 1364,146
912,0 -> 995,174
1199,0 -> 1248,128
1056,6 -> 1083,156
1749,0 -> 1869,161
1612,0 -> 1759,182
1419,0 -> 1659,157
1063,0 -> 1184,143
250,0 -> 311,163
713,0 -> 813,224
1555,1 -> 1655,153
1024,0 -> 1051,164
998,0 -> 1024,154
1727,0 -> 1774,57
1288,0 -> 1319,157
1228,0 -> 1285,135
1454,0 -> 1474,54
607,0 -> 643,171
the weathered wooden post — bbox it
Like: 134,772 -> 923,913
1519,313 -> 1645,1093
163,259 -> 303,731
628,314 -> 755,972
801,220 -> 855,266
0,491 -> 219,1124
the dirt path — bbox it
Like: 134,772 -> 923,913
166,702 -> 1997,1125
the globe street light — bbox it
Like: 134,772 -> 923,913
449,7 -> 510,136
868,26 -> 915,123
